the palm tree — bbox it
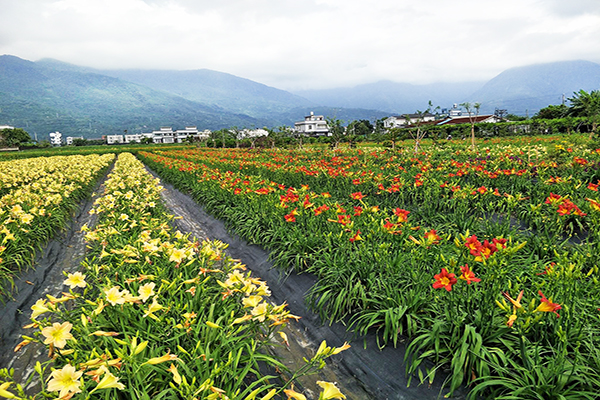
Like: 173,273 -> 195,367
568,89 -> 600,138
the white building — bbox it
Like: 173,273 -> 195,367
198,129 -> 212,140
238,128 -> 268,140
66,136 -> 83,145
383,113 -> 436,129
124,133 -> 154,144
0,125 -> 15,130
106,135 -> 124,144
49,131 -> 62,146
175,126 -> 199,143
136,126 -> 211,144
294,112 -> 329,136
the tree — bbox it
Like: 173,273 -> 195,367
460,102 -> 481,150
534,104 -> 568,120
408,101 -> 438,154
208,130 -> 221,148
347,120 -> 373,137
72,138 -> 88,146
227,126 -> 242,148
0,128 -> 32,148
267,126 -> 290,149
568,89 -> 600,138
386,127 -> 402,151
506,114 -> 527,121
326,117 -> 344,149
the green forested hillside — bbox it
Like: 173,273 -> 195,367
0,55 -> 262,138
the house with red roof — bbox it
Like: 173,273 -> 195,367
436,114 -> 504,126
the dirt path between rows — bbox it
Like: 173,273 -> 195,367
0,162 -> 466,399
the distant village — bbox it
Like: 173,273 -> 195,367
5,104 -> 505,147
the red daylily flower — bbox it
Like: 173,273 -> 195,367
459,264 -> 481,284
587,198 -> 600,212
423,229 -> 441,246
302,194 -> 314,209
545,193 -> 562,205
349,230 -> 363,242
465,235 -> 481,252
535,290 -> 561,317
350,192 -> 365,200
492,237 -> 507,250
314,205 -> 330,216
433,268 -> 457,291
394,208 -> 410,223
284,208 -> 298,222
477,240 -> 498,259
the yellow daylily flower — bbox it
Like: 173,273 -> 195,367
316,381 -> 346,400
41,321 -> 73,349
138,282 -> 155,303
46,364 -> 83,398
30,299 -> 51,319
105,287 -> 126,306
168,363 -> 182,385
284,387 -> 307,400
64,271 -> 87,289
0,382 -> 19,399
91,371 -> 125,392
143,352 -> 179,365
251,303 -> 268,322
242,295 -> 262,308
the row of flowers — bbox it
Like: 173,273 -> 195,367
1,153 -> 348,400
0,154 -> 115,299
152,138 -> 600,242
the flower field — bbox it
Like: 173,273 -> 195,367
136,136 -> 600,398
1,153 -> 348,400
0,154 -> 114,299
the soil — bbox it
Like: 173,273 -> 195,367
0,163 -> 467,400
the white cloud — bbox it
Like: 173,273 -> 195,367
0,0 -> 599,90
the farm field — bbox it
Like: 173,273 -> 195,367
1,152 -> 350,400
138,135 -> 600,399
0,135 -> 599,399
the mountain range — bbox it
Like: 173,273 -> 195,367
1,55 -> 599,139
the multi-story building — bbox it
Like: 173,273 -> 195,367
130,126 -> 211,144
294,112 -> 329,136
124,133 -> 154,144
106,135 -> 125,145
49,131 -> 62,146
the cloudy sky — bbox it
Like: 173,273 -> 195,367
1,0 -> 600,91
